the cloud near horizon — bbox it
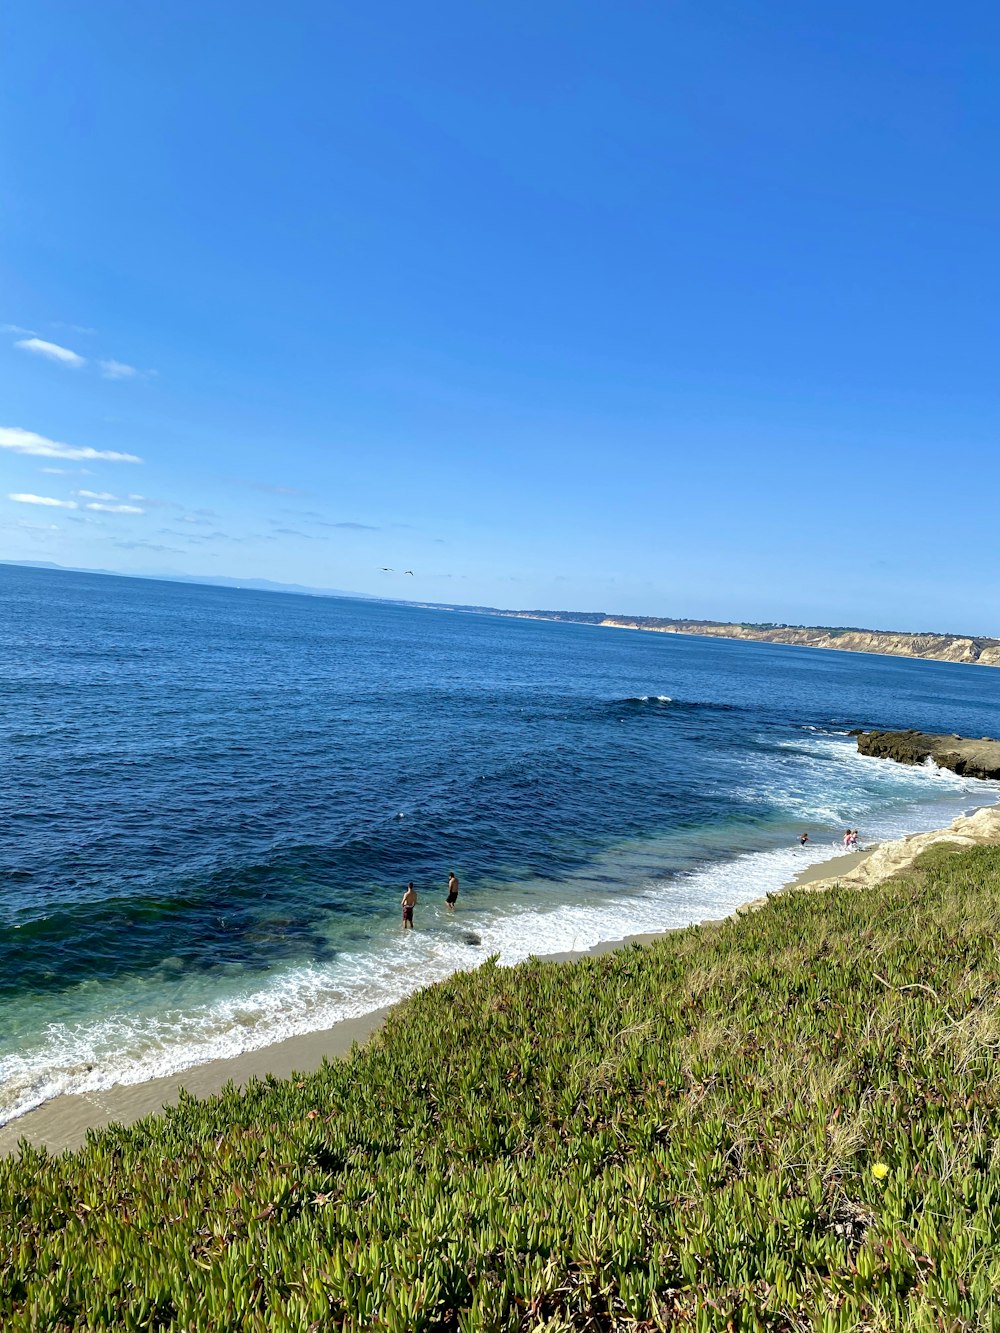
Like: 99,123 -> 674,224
15,337 -> 86,368
247,482 -> 307,497
85,501 -> 145,514
0,427 -> 142,463
8,493 -> 78,509
313,520 -> 380,531
113,540 -> 182,553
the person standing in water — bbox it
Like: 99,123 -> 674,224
401,882 -> 417,930
445,871 -> 459,911
799,832 -> 809,846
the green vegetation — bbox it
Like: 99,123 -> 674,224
4,844 -> 1000,1330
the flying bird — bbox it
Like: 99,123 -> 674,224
380,566 -> 393,572
404,570 -> 414,576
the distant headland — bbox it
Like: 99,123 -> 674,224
4,562 -> 997,667
429,606 -> 1000,668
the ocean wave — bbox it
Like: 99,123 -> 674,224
4,784 -> 997,1129
0,842 -> 831,1125
613,696 -> 743,712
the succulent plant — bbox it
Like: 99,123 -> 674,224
3,843 -> 1000,1329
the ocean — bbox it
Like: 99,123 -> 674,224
3,563 -> 999,1127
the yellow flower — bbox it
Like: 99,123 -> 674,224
872,1162 -> 889,1181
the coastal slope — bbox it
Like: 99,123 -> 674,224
599,618 -> 1000,666
436,604 -> 1000,667
6,839 -> 1000,1328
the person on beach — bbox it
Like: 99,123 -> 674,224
401,882 -> 417,930
843,829 -> 853,849
849,829 -> 859,848
799,832 -> 809,846
446,871 -> 459,911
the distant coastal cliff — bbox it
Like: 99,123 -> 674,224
597,619 -> 1000,666
432,605 -> 1000,668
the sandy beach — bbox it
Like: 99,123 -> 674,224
0,848 -> 872,1157
13,799 -> 1000,1167
5,810 -> 997,1159
9,799 -> 1000,1157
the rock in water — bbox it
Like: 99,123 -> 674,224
856,729 -> 1000,781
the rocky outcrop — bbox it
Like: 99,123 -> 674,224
856,730 -> 1000,781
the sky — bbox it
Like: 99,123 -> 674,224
2,2 -> 999,633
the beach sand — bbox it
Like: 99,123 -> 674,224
0,1008 -> 389,1158
0,833 -> 975,1158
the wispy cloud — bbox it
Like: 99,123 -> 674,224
113,540 -> 181,553
15,337 -> 86,368
52,322 -> 97,336
99,359 -> 138,380
272,527 -> 315,538
10,322 -> 152,379
247,482 -> 307,497
0,426 -> 142,464
8,492 -> 78,509
316,520 -> 380,531
85,501 -> 144,514
78,489 -> 117,500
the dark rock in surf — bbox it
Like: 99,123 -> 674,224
856,729 -> 1000,781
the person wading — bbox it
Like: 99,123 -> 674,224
445,871 -> 459,911
401,882 -> 417,930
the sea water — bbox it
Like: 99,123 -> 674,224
2,564 -> 999,1125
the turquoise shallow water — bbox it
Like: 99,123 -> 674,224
2,563 -> 999,1124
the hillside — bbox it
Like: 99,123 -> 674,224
600,619 -> 1000,666
443,606 -> 1000,667
4,843 -> 1000,1329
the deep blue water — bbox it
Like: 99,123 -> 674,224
2,563 -> 999,1123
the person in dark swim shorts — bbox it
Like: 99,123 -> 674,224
446,871 -> 459,910
401,881 -> 417,929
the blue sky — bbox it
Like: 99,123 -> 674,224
2,2 -> 998,632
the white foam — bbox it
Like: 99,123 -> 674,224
0,844 -> 822,1125
2,739 -> 997,1128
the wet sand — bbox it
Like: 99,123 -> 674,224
0,1008 -> 389,1158
0,846 -> 873,1157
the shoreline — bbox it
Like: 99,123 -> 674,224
0,847 -> 877,1158
5,804 -> 1000,1158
